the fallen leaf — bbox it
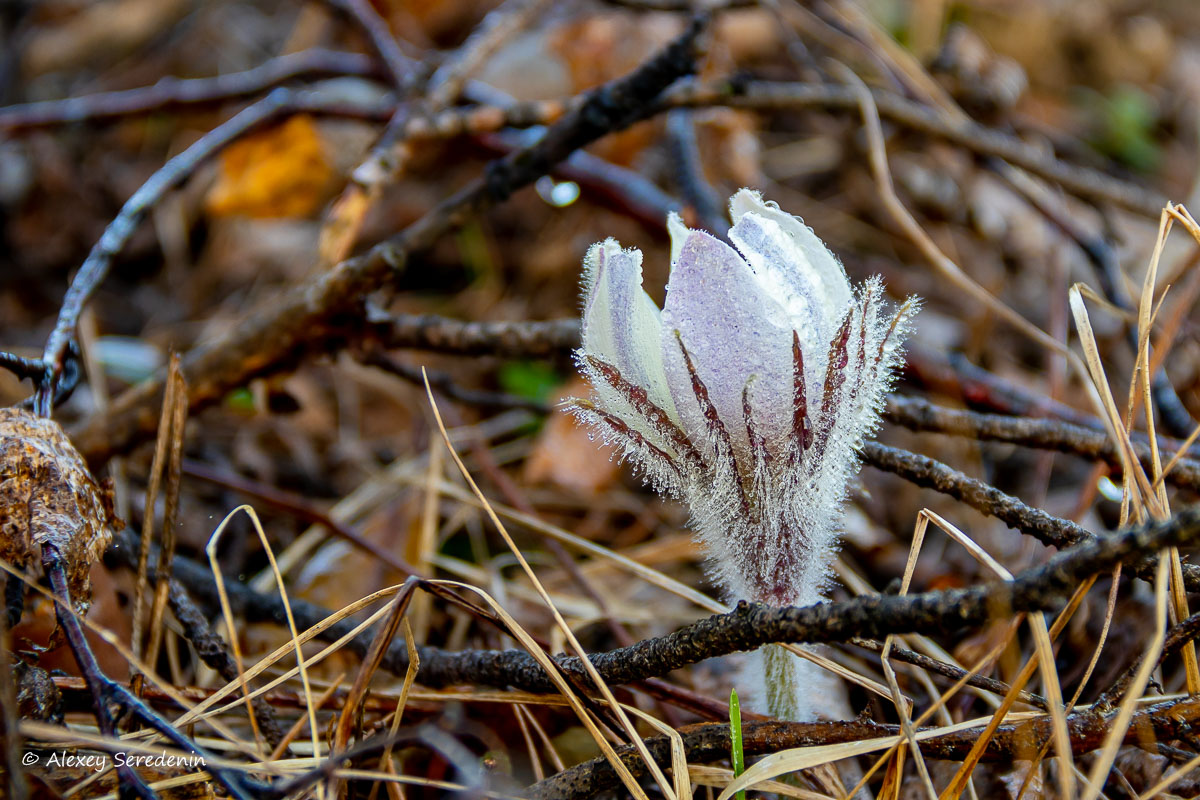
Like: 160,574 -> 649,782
524,378 -> 620,495
205,114 -> 336,219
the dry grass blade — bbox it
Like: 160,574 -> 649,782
143,355 -> 188,677
419,577 -> 655,798
131,354 -> 183,665
1080,554 -> 1170,800
689,764 -> 830,799
423,370 -> 668,800
271,674 -> 346,762
205,505 -> 321,771
429,477 -> 725,612
934,511 -> 1075,800
916,511 -> 1074,800
371,617 -> 420,800
1069,284 -> 1159,513
881,511 -> 936,800
173,583 -> 411,725
720,715 -> 1010,800
843,66 -> 1073,362
0,557 -> 254,753
937,575 -> 1097,800
330,585 -> 416,797
622,703 -> 692,800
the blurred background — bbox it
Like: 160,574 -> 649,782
4,1 -> 1200,795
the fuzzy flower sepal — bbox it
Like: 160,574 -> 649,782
571,189 -> 917,719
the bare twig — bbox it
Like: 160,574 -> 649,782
1095,609 -> 1200,710
427,0 -> 554,107
0,578 -> 27,800
165,579 -> 291,750
527,697 -> 1200,800
36,92 -> 295,416
859,440 -> 1200,590
119,507 -> 1200,697
71,17 -> 708,465
369,314 -> 581,359
884,393 -> 1200,492
361,349 -> 552,412
665,80 -> 1168,217
848,637 -> 1048,710
180,458 -> 425,577
665,108 -> 727,236
0,49 -> 379,131
43,550 -> 263,800
321,0 -> 418,89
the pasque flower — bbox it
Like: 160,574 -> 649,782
572,189 -> 916,720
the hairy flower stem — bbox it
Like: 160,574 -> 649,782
764,645 -> 815,722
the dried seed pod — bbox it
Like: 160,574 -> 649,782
0,407 -> 118,625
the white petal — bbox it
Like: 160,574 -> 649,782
660,227 -> 794,455
581,240 -> 676,420
729,188 -> 852,326
667,211 -> 689,265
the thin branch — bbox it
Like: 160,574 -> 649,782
884,393 -> 1200,492
43,550 -> 263,800
368,314 -> 582,359
1095,608 -> 1200,710
665,108 -> 727,237
180,458 -> 425,577
859,440 -> 1200,590
6,75 -> 1164,221
527,697 -> 1200,800
71,17 -> 708,464
0,49 -> 379,131
36,91 -> 296,416
848,637 -> 1048,710
165,579 -> 290,751
664,80 -> 1168,218
360,349 -> 552,412
426,0 -> 554,107
320,0 -> 419,90
117,507 -> 1200,698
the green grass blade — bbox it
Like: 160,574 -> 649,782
730,687 -> 746,800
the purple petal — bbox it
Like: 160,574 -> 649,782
660,227 -> 794,456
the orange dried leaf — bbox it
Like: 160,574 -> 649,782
206,114 -> 336,219
0,408 -> 119,623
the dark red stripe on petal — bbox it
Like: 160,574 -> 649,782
584,354 -> 703,468
567,399 -> 684,484
674,331 -> 751,518
742,380 -> 770,523
792,330 -> 813,455
809,311 -> 854,459
820,312 -> 853,418
875,298 -> 915,368
742,380 -> 771,467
